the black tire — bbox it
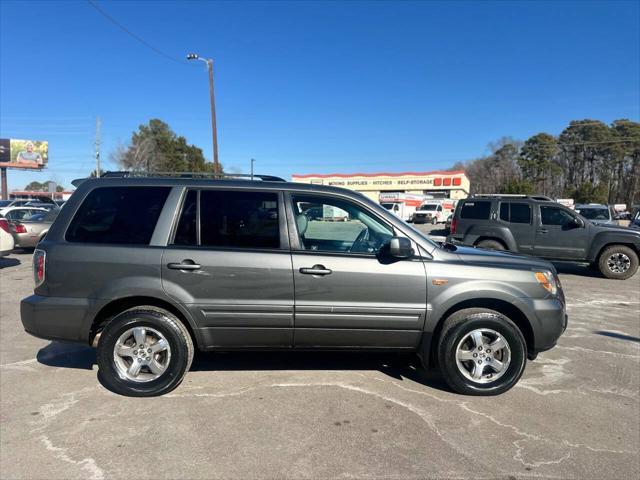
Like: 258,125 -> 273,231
476,239 -> 506,251
431,217 -> 437,225
97,306 -> 194,397
598,245 -> 639,280
437,308 -> 527,396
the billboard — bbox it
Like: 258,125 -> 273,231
0,138 -> 48,169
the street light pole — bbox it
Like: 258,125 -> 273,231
187,53 -> 220,176
250,158 -> 255,180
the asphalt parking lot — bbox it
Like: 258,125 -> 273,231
1,231 -> 639,480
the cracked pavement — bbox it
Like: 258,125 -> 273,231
1,248 -> 639,480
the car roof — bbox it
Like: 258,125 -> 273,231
74,176 -> 371,200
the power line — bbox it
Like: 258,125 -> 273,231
86,0 -> 188,65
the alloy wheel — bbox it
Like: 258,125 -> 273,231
455,328 -> 511,384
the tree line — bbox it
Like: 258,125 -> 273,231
111,118 -> 639,207
451,119 -> 640,206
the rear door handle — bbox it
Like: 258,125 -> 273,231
168,261 -> 201,271
299,264 -> 332,276
537,229 -> 548,234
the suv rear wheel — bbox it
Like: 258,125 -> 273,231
97,306 -> 194,397
437,308 -> 527,395
598,245 -> 639,280
476,239 -> 506,251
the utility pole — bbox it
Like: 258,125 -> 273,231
95,117 -> 101,177
187,53 -> 220,176
250,158 -> 255,180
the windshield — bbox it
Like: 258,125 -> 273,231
419,204 -> 437,211
0,200 -> 11,208
576,207 -> 610,220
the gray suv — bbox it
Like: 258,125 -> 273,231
448,195 -> 640,280
21,173 -> 567,397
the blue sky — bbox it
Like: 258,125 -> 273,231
1,0 -> 638,190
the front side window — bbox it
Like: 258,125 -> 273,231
195,190 -> 280,249
540,206 -> 575,226
291,195 -> 393,254
66,186 -> 170,244
460,201 -> 491,220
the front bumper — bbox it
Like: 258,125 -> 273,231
515,296 -> 568,353
21,295 -> 93,343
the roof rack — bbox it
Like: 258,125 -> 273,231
470,194 -> 554,201
72,171 -> 285,187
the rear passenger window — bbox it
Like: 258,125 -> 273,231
66,187 -> 170,244
510,204 -> 531,224
460,201 -> 491,220
499,202 -> 531,224
173,190 -> 198,245
199,190 -> 279,249
500,203 -> 509,221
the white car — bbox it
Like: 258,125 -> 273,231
0,206 -> 48,222
0,217 -> 15,257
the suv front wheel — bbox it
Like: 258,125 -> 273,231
97,306 -> 194,397
437,308 -> 527,395
598,245 -> 639,280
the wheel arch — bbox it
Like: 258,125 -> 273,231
593,242 -> 640,262
89,296 -> 200,349
422,298 -> 534,368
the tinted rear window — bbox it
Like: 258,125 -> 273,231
199,190 -> 280,249
460,201 -> 491,219
66,186 -> 170,244
499,202 -> 531,224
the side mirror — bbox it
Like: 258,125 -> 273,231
570,217 -> 584,228
388,236 -> 413,258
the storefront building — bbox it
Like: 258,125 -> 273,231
291,170 -> 470,202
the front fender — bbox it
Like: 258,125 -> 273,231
587,231 -> 640,262
425,279 -> 533,334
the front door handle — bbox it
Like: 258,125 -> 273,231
299,264 -> 332,276
168,260 -> 201,271
537,229 -> 548,234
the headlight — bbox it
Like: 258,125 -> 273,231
534,271 -> 558,295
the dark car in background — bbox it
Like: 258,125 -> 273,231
448,195 -> 640,280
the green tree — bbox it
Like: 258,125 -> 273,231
112,119 -> 218,173
25,181 -> 46,191
518,133 -> 560,196
565,182 -> 608,204
500,178 -> 535,195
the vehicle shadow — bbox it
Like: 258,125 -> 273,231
37,341 -> 96,370
190,350 -> 452,393
594,330 -> 640,343
0,257 -> 21,269
426,227 -> 450,236
551,262 -> 604,278
37,341 -> 453,394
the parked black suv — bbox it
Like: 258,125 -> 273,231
22,174 -> 567,397
447,195 -> 640,280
